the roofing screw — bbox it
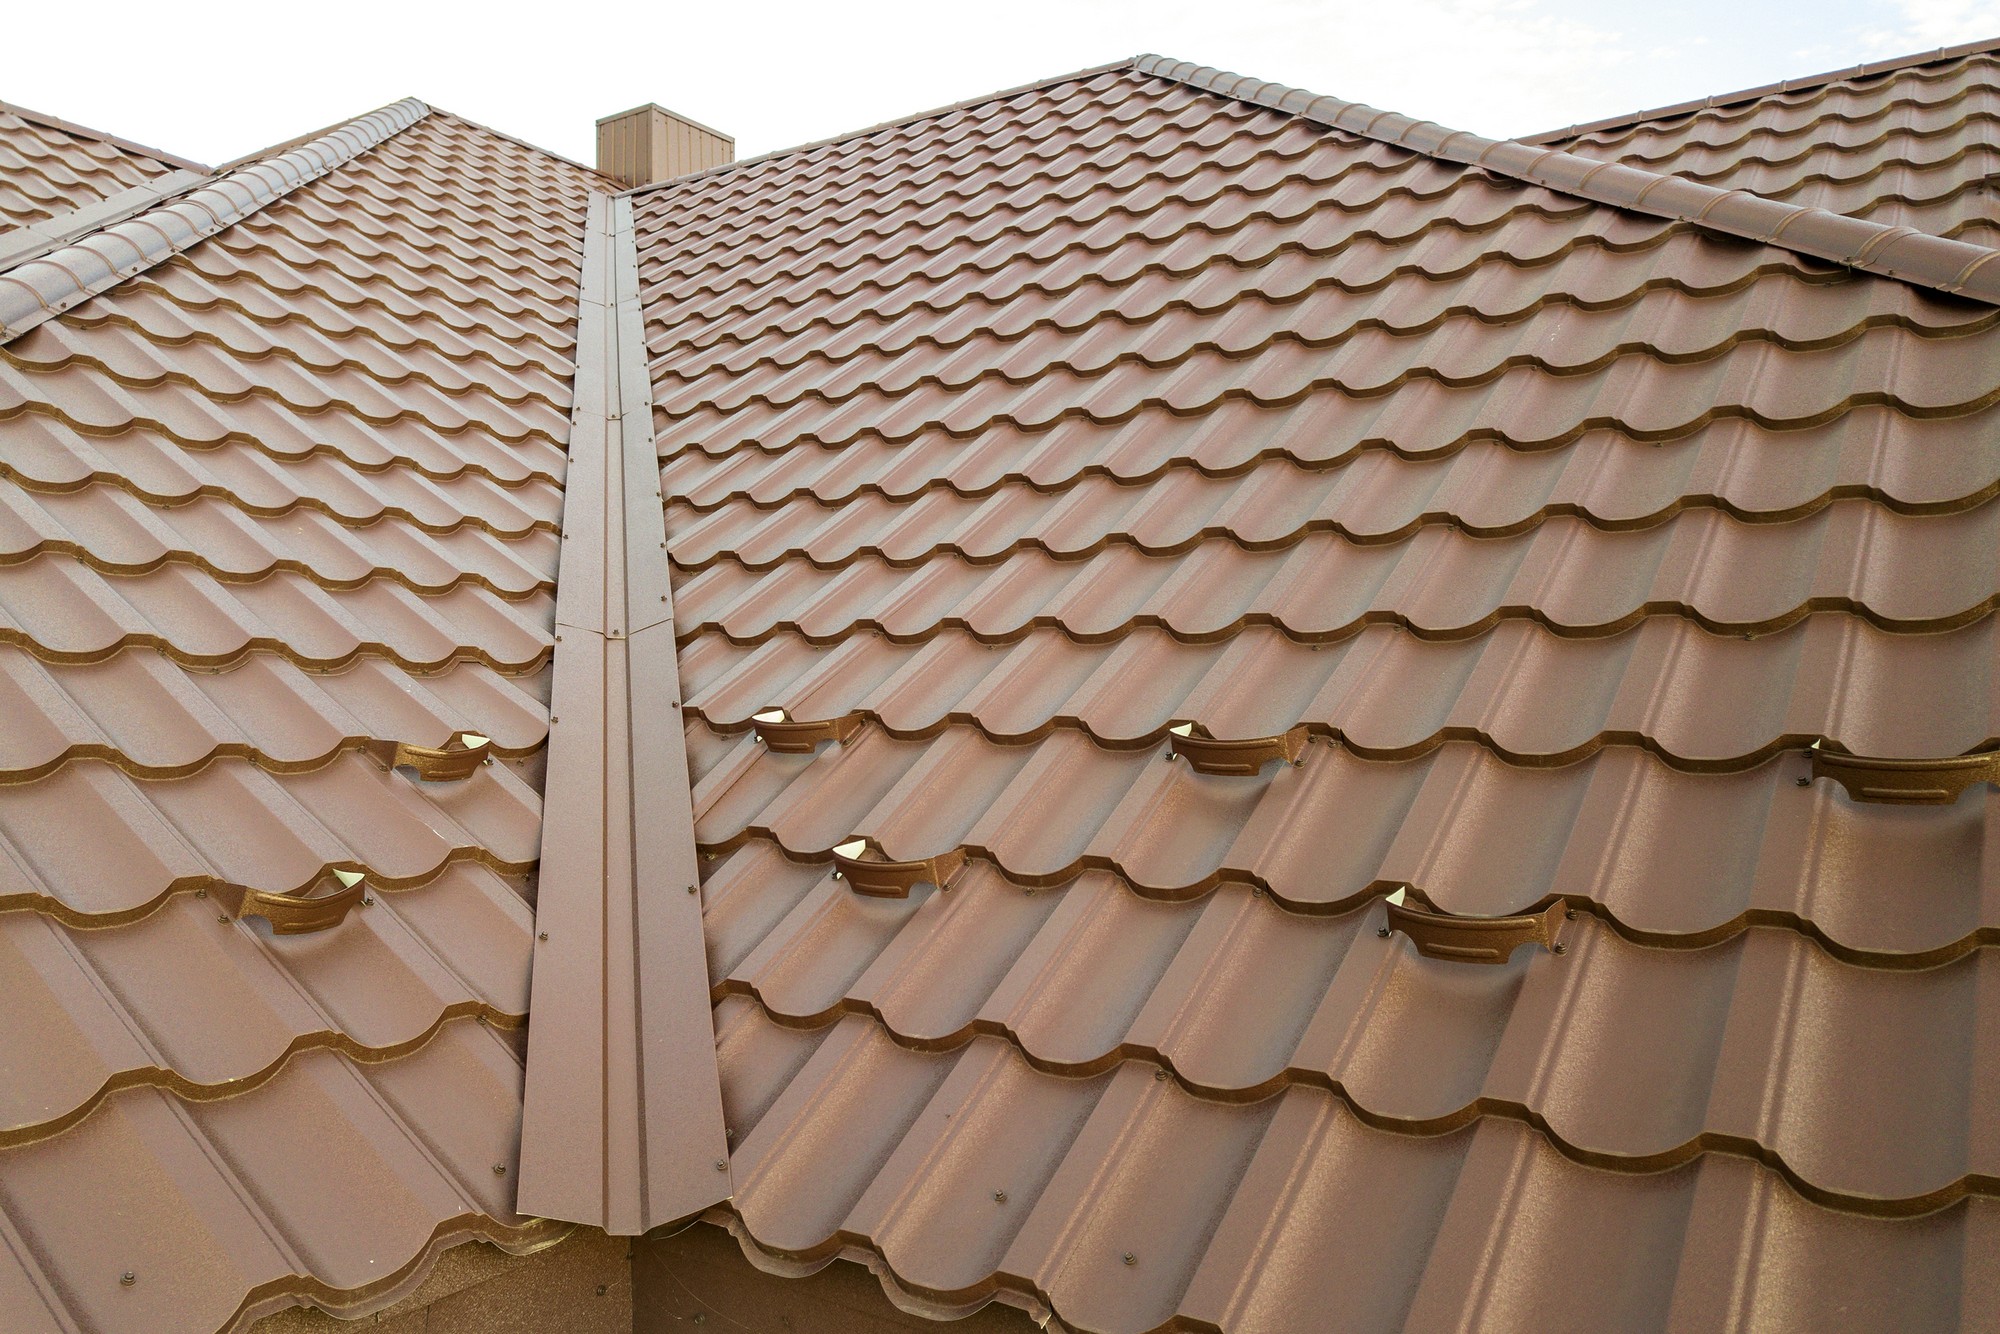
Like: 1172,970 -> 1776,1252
994,1190 -> 1008,1203
121,1271 -> 136,1287
1164,750 -> 1178,762
538,931 -> 549,941
714,1159 -> 728,1171
1153,1069 -> 1167,1082
1378,927 -> 1391,937
694,1317 -> 706,1326
219,913 -> 232,924
1552,943 -> 1567,955
687,884 -> 698,894
596,1284 -> 608,1296
1796,776 -> 1811,787
195,887 -> 207,898
492,1164 -> 507,1175
1565,908 -> 1577,920
1123,1253 -> 1136,1267
362,896 -> 374,907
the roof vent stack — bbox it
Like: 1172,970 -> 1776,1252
595,104 -> 733,187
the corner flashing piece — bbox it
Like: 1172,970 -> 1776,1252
0,98 -> 429,343
1132,54 -> 2000,306
519,193 -> 730,1234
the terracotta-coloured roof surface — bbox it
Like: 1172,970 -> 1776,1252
7,36 -> 2000,1334
0,100 -> 196,231
0,107 -> 601,1331
1531,38 -> 2000,247
630,59 -> 2000,1330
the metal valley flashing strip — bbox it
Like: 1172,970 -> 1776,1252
519,192 -> 730,1234
0,98 -> 428,343
1134,54 -> 2000,305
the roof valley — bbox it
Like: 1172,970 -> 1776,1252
518,190 -> 732,1235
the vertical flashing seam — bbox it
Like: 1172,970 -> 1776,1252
519,193 -> 730,1234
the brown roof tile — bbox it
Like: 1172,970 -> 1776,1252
620,58 -> 2000,1327
0,102 -> 599,1330
1532,41 -> 2000,248
0,100 -> 195,233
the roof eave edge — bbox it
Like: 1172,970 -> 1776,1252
1132,54 -> 2000,307
0,97 -> 431,344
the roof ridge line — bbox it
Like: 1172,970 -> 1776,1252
1133,54 -> 2000,307
0,96 -> 208,174
0,97 -> 431,344
1522,33 -> 2000,146
621,56 -> 1142,198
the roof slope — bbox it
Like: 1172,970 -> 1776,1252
0,100 -> 199,231
629,58 -> 2000,1331
1531,38 -> 2000,247
0,106 -> 600,1332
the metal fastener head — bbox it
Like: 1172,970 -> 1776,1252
687,884 -> 698,894
1377,926 -> 1391,938
538,931 -> 549,941
1153,1069 -> 1167,1082
121,1271 -> 136,1287
714,1158 -> 728,1171
994,1190 -> 1007,1203
492,1163 -> 507,1175
361,895 -> 374,907
1552,943 -> 1567,955
596,1284 -> 608,1296
219,913 -> 231,924
1122,1253 -> 1136,1266
195,887 -> 207,898
1564,908 -> 1577,920
1796,776 -> 1811,787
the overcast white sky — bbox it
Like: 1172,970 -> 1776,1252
9,0 -> 1999,168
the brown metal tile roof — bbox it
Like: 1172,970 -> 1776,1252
0,99 -> 601,1331
622,57 -> 2000,1329
0,99 -> 199,232
1530,38 -> 2000,248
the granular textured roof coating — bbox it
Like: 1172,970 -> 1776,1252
630,59 -> 2000,1330
0,106 -> 602,1331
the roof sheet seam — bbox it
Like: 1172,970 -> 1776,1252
0,98 -> 430,344
518,191 -> 732,1234
1132,54 -> 2000,306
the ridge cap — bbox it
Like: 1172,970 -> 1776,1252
0,97 -> 431,343
1132,53 -> 2000,307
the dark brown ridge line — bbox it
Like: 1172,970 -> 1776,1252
653,358 -> 2000,473
667,478 -> 2000,579
0,347 -> 569,450
0,1006 -> 525,1151
720,989 -> 1995,1219
646,229 -> 1839,407
0,730 -> 548,786
644,195 -> 1715,379
0,538 -> 554,602
698,833 -> 2000,972
661,385 -> 1998,517
66,303 -> 575,417
2,463 -> 559,540
209,226 -> 583,325
139,266 -> 580,360
0,627 -> 551,676
655,305 -> 1985,437
0,400 -> 567,493
1530,42 -> 2000,148
687,704 -> 1996,780
0,845 -> 539,931
675,593 -> 2000,654
637,98 -> 1378,295
641,150 -> 1558,330
643,190 -> 1618,372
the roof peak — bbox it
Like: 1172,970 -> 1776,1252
1523,33 -> 2000,147
1134,53 -> 2000,307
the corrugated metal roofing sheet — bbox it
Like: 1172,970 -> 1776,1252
0,100 -> 197,232
623,59 -> 2000,1330
0,104 -> 601,1331
1532,39 -> 2000,248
